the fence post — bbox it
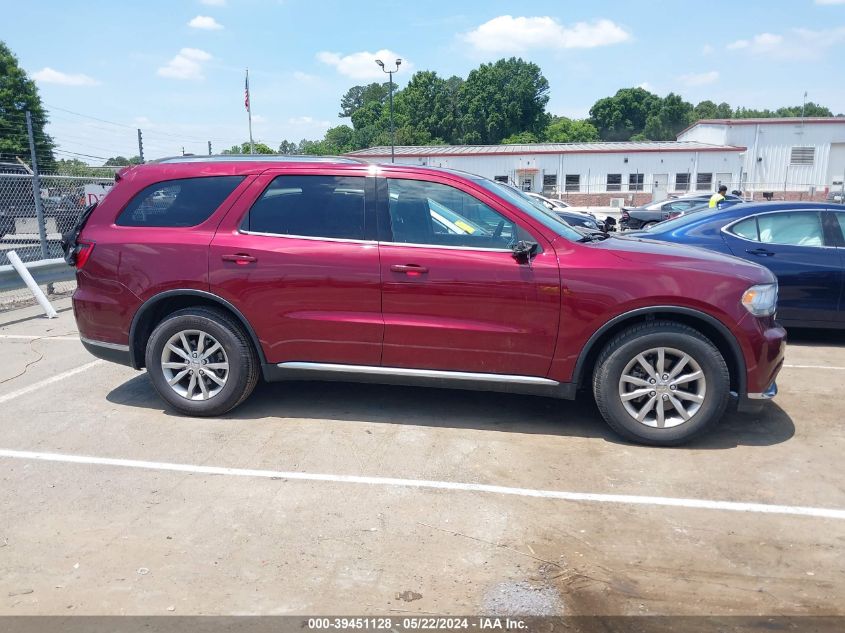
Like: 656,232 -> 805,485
25,110 -> 49,260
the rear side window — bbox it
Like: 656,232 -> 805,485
116,176 -> 244,227
242,175 -> 365,240
730,217 -> 759,240
758,211 -> 824,246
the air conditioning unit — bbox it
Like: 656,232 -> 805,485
609,198 -> 625,208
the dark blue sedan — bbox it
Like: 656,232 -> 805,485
631,201 -> 845,328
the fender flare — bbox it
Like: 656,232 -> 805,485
571,305 -> 746,394
128,289 -> 266,368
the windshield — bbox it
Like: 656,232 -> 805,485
472,177 -> 582,241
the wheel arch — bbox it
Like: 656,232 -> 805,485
128,289 -> 266,369
573,306 -> 746,396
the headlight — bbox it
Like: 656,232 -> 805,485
741,283 -> 778,317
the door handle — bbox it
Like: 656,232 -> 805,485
221,253 -> 257,264
745,248 -> 774,257
390,264 -> 428,275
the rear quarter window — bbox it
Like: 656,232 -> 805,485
116,176 -> 244,227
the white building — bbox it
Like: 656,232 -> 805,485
678,117 -> 845,197
347,141 -> 744,205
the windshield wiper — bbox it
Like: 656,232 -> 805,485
572,227 -> 610,242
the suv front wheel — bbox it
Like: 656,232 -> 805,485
145,307 -> 259,416
592,321 -> 730,446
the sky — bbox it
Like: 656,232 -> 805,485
3,0 -> 845,163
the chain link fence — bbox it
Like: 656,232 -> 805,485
0,169 -> 113,311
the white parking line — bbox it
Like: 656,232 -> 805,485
783,364 -> 845,370
1,448 -> 844,520
0,360 -> 103,405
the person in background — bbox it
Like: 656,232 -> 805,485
709,184 -> 728,208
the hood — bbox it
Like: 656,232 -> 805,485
596,235 -> 776,285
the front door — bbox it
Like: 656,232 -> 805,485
723,210 -> 842,325
653,174 -> 669,202
209,170 -> 383,365
378,174 -> 560,377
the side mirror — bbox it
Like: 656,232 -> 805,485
512,240 -> 539,262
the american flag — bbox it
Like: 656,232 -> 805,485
244,70 -> 250,112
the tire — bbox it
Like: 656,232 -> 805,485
592,320 -> 730,446
145,306 -> 259,417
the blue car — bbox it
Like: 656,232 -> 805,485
631,201 -> 845,328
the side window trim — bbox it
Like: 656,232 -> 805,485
723,209 -> 834,248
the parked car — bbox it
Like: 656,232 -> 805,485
620,194 -> 743,230
0,162 -> 86,238
828,190 -> 844,204
525,192 -> 571,209
629,201 -> 845,328
64,156 -> 785,445
522,190 -> 615,232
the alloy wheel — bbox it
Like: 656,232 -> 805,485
159,329 -> 229,401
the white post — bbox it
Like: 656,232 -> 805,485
7,251 -> 58,318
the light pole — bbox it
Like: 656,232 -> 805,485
375,58 -> 401,163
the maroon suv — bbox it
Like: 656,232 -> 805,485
64,156 -> 785,445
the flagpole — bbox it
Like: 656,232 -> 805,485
246,67 -> 254,155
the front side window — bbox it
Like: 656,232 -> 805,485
730,212 -> 824,247
242,175 -> 365,240
116,176 -> 244,227
628,174 -> 644,191
387,179 -> 520,249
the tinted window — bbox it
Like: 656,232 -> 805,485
730,217 -> 759,240
243,175 -> 365,240
757,212 -> 824,247
388,179 -> 519,249
836,212 -> 845,241
116,176 -> 244,227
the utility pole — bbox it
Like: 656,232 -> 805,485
137,129 -> 144,163
208,141 -> 212,156
181,146 -> 185,156
25,110 -> 49,259
375,59 -> 402,163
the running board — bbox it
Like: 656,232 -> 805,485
264,362 -> 576,399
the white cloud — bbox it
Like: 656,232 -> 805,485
188,15 -> 223,30
727,28 -> 845,59
200,0 -> 226,5
316,49 -> 411,80
637,81 -> 653,91
678,70 -> 719,86
464,15 -> 630,53
157,48 -> 212,80
32,67 -> 100,86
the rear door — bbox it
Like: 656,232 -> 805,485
209,169 -> 383,365
722,210 -> 842,325
377,172 -> 560,377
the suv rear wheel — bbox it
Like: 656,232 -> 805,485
592,321 -> 730,446
145,307 -> 259,416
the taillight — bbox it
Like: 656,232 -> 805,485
74,241 -> 94,269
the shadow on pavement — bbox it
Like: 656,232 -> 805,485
107,374 -> 795,451
786,327 -> 845,347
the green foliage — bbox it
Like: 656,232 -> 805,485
222,142 -> 275,155
103,156 -> 142,166
693,100 -> 732,120
589,87 -> 661,141
0,40 -> 55,167
339,83 -> 390,118
643,93 -> 694,140
458,58 -> 550,144
501,131 -> 539,144
544,116 -> 600,143
56,158 -> 109,176
734,102 -> 833,118
278,140 -> 298,155
396,71 -> 462,145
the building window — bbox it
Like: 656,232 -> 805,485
628,173 -> 644,191
521,177 -> 533,191
565,174 -> 580,192
542,174 -> 557,194
494,175 -> 508,183
696,172 -> 713,191
606,174 -> 622,192
790,146 -> 815,165
675,173 -> 690,191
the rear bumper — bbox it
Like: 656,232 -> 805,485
80,337 -> 132,367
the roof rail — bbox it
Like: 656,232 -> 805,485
151,154 -> 367,165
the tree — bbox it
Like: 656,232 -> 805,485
643,93 -> 694,140
398,71 -> 461,144
278,140 -> 298,155
589,87 -> 661,141
544,116 -> 600,142
501,131 -> 539,144
103,156 -> 142,166
693,100 -> 732,120
0,41 -> 55,167
222,142 -> 275,155
457,58 -> 550,144
338,82 -> 390,118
